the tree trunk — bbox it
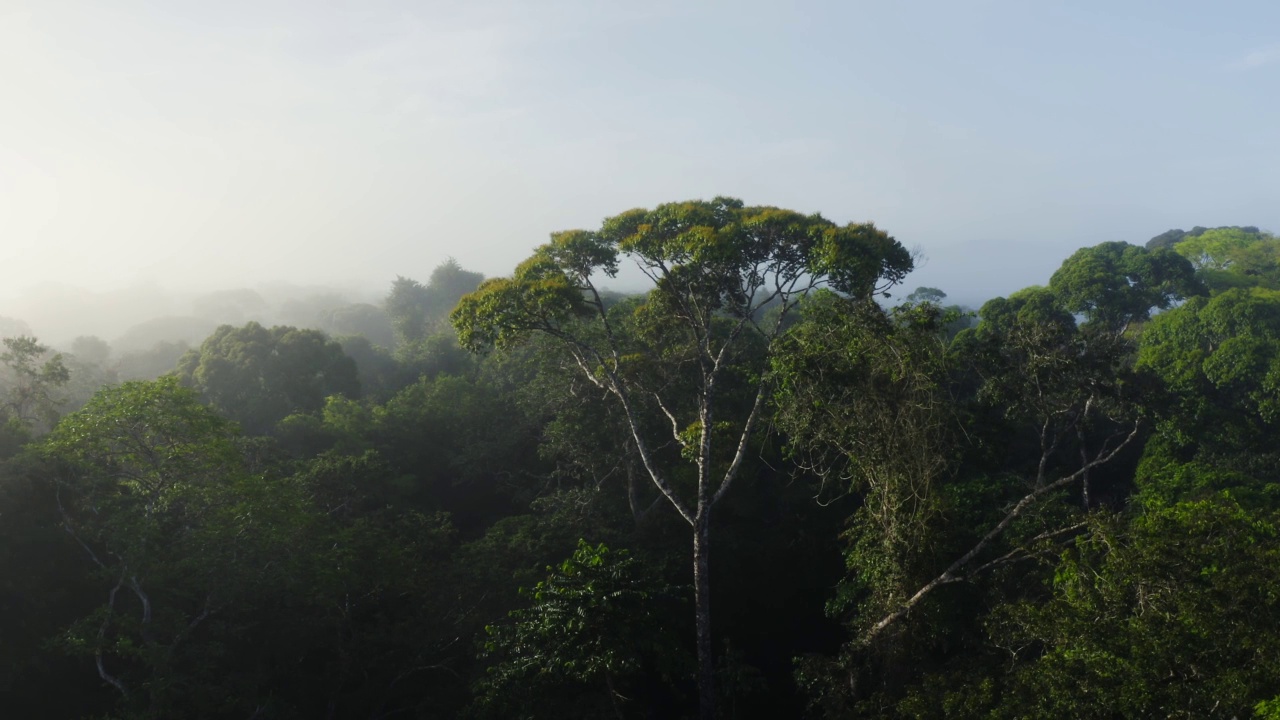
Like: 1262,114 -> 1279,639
693,514 -> 715,720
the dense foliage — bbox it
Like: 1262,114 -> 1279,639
1,213 -> 1278,718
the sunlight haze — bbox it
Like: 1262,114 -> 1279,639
4,0 -> 1279,316
5,5 -> 1280,715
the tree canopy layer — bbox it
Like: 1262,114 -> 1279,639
2,214 -> 1279,719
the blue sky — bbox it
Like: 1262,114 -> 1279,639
3,0 -> 1279,308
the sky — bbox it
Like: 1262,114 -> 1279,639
4,0 -> 1280,317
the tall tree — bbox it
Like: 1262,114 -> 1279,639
0,336 -> 71,432
385,259 -> 485,346
41,378 -> 463,718
1145,225 -> 1262,250
175,322 -> 359,434
1172,227 -> 1273,271
452,197 -> 912,718
858,286 -> 1143,634
43,378 -> 269,714
1048,241 -> 1204,335
1175,228 -> 1280,293
773,297 -> 964,708
1136,286 -> 1280,453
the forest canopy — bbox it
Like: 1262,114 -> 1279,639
0,212 -> 1277,719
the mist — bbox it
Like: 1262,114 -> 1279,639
7,3 -> 1280,717
6,1 -> 1279,322
0,279 -> 390,348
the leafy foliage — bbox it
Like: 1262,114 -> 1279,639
475,540 -> 683,718
452,196 -> 913,719
1048,241 -> 1204,333
175,321 -> 360,434
4,217 -> 1280,719
992,494 -> 1280,718
1137,287 -> 1280,449
774,295 -> 959,625
386,259 -> 485,346
0,336 -> 71,431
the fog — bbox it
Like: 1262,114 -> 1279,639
0,280 -> 387,349
6,5 -> 1280,716
5,0 -> 1280,343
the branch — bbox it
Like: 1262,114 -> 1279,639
1078,426 -> 1092,508
709,287 -> 805,507
128,576 -> 156,648
966,521 -> 1090,577
57,488 -> 110,572
599,367 -> 696,525
862,419 -> 1140,643
654,393 -> 688,448
711,378 -> 769,506
549,329 -> 696,525
97,575 -> 129,698
168,592 -> 216,658
632,256 -> 704,349
582,275 -> 623,366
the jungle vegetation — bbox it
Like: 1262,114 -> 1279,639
0,206 -> 1277,719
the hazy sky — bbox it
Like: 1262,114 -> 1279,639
4,0 -> 1279,308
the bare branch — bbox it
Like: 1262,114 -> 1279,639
546,328 -> 696,525
654,393 -> 688,448
128,576 -> 156,648
97,576 -> 129,698
967,521 -> 1090,577
862,419 -> 1141,643
582,275 -> 623,365
711,379 -> 769,506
